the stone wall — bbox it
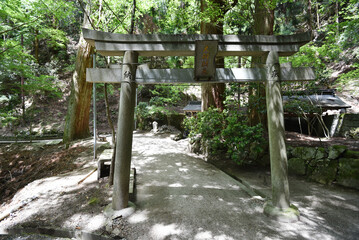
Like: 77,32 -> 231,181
287,145 -> 359,190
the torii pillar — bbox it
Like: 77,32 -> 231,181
112,51 -> 138,210
264,51 -> 299,221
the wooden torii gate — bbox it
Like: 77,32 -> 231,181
83,28 -> 315,220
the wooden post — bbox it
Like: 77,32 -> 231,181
112,51 -> 138,210
264,51 -> 298,221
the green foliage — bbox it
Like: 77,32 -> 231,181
135,102 -> 171,130
185,108 -> 224,140
149,84 -> 188,106
345,127 -> 359,140
224,1 -> 253,34
283,97 -> 321,116
0,0 -> 76,127
222,112 -> 265,165
87,197 -> 100,205
0,109 -> 18,127
337,63 -> 359,91
184,108 -> 266,165
282,0 -> 359,90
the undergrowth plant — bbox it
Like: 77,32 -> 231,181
184,107 -> 266,166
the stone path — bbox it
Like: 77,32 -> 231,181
127,133 -> 266,239
125,132 -> 359,240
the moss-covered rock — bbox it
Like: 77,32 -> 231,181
343,150 -> 359,159
337,158 -> 359,190
286,146 -> 294,159
291,146 -> 317,161
328,145 -> 347,160
288,158 -> 306,175
315,147 -> 327,160
309,158 -> 338,185
97,142 -> 112,152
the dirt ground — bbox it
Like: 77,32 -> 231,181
0,141 -> 90,204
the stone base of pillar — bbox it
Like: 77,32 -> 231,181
263,201 -> 300,222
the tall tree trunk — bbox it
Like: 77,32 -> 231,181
63,3 -> 94,144
307,0 -> 313,33
248,0 -> 274,127
335,0 -> 339,37
316,2 -> 320,28
130,0 -> 136,34
21,34 -> 25,123
200,0 -> 226,112
34,30 -> 39,63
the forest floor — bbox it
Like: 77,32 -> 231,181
0,132 -> 359,239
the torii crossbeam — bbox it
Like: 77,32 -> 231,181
83,28 -> 314,221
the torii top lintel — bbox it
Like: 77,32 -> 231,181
82,28 -> 311,57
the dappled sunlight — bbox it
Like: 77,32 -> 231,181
168,182 -> 184,187
142,180 -> 169,187
128,210 -> 149,224
150,223 -> 183,240
0,164 -> 113,235
203,184 -> 225,189
179,167 -> 189,173
227,184 -> 241,190
194,230 -> 235,240
263,215 -> 338,240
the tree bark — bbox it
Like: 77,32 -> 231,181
248,0 -> 274,127
63,3 -> 94,144
200,0 -> 226,112
63,37 -> 94,144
